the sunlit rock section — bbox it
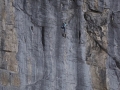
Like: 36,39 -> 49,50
0,0 -> 20,89
0,0 -> 120,90
84,0 -> 109,89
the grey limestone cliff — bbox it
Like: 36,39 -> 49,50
0,0 -> 120,90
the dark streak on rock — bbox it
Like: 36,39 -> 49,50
31,26 -> 33,30
89,8 -> 102,13
1,50 -> 12,52
115,60 -> 120,69
0,30 -> 7,70
78,30 -> 81,44
41,26 -> 45,51
23,0 -> 26,11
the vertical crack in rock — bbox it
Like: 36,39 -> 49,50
41,26 -> 45,51
78,30 -> 81,44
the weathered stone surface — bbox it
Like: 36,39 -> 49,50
0,0 -> 120,90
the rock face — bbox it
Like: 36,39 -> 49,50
0,0 -> 120,90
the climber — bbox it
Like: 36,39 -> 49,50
61,22 -> 67,37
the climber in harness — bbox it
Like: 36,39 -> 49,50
61,22 -> 67,37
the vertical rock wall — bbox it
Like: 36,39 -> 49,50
0,0 -> 120,90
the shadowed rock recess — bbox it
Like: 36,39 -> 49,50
0,0 -> 120,90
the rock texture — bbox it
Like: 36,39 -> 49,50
0,0 -> 120,90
